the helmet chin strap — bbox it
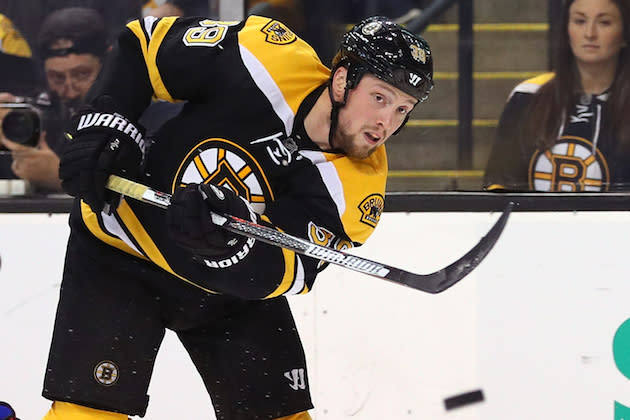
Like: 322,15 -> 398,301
327,78 -> 350,152
327,64 -> 362,151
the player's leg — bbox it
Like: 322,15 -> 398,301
177,296 -> 313,419
43,401 -> 129,419
42,234 -> 166,417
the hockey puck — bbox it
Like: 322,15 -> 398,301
444,389 -> 484,410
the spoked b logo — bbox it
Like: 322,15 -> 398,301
94,360 -> 119,386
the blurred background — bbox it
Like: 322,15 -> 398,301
0,0 -> 556,195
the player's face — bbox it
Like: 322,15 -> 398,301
568,0 -> 625,69
332,74 -> 417,159
44,53 -> 102,104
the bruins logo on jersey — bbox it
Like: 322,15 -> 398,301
358,194 -> 384,228
93,360 -> 119,386
528,135 -> 610,192
261,20 -> 296,45
173,138 -> 274,214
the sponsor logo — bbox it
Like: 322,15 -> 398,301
358,194 -> 384,227
284,368 -> 306,390
94,360 -> 119,386
261,20 -> 296,45
614,319 -> 630,417
362,21 -> 382,36
408,73 -> 423,87
201,237 -> 256,269
76,112 -> 146,155
570,104 -> 594,123
250,132 -> 301,167
528,136 -> 610,192
305,244 -> 389,276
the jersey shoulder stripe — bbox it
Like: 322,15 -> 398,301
300,146 -> 387,244
509,72 -> 555,99
127,16 -> 178,101
238,16 -> 330,118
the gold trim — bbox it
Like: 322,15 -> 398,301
426,23 -> 549,32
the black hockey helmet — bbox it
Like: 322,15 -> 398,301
332,16 -> 434,103
326,16 -> 434,144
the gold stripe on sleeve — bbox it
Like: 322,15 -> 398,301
260,215 -> 298,298
81,201 -> 218,294
126,17 -> 177,101
81,201 -> 147,260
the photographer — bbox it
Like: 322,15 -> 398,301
0,7 -> 107,193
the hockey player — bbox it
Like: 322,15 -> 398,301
44,15 -> 433,419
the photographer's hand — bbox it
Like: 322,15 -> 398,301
0,92 -> 17,105
2,133 -> 63,192
0,92 -> 17,133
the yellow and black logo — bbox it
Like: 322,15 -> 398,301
261,20 -> 296,45
94,360 -> 119,386
173,138 -> 275,214
358,194 -> 384,228
528,135 -> 610,191
410,44 -> 426,64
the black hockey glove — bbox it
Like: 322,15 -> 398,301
59,96 -> 147,214
167,183 -> 256,259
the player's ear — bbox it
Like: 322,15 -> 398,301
331,66 -> 348,102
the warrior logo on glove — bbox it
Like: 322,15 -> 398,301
75,112 -> 147,155
59,96 -> 147,214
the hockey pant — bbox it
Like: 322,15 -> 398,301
42,401 -> 312,419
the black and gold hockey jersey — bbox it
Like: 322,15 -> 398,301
484,73 -> 630,192
70,15 -> 388,299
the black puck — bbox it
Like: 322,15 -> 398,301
444,389 -> 484,410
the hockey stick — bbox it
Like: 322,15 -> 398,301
105,175 -> 512,294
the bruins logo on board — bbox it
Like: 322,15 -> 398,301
358,194 -> 384,228
94,360 -> 119,386
173,138 -> 274,214
528,135 -> 610,192
261,20 -> 296,45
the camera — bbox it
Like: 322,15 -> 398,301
0,92 -> 62,147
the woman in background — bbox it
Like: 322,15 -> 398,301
484,0 -> 630,192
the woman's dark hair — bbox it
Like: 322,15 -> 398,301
524,0 -> 630,151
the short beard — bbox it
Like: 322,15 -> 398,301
330,127 -> 375,159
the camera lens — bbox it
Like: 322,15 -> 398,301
2,109 -> 40,146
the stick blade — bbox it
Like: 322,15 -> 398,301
390,202 -> 513,293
